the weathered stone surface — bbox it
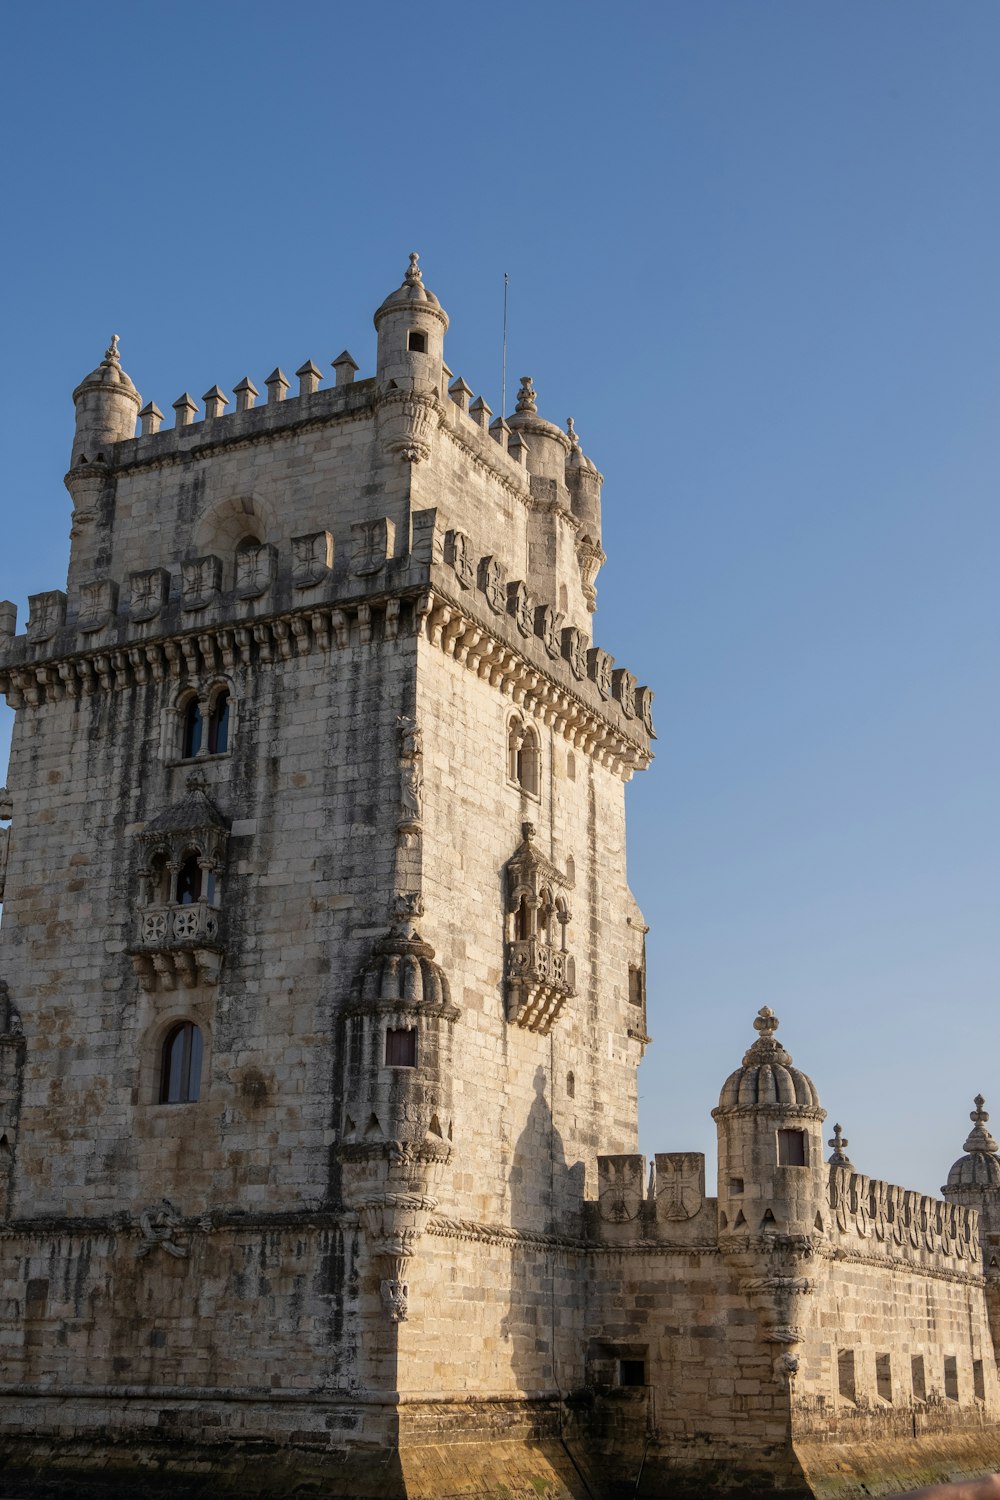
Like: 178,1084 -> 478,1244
0,258 -> 996,1500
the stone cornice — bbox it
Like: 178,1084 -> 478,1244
0,583 -> 651,779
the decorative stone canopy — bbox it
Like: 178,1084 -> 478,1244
716,1007 -> 822,1112
945,1096 -> 1000,1191
349,921 -> 459,1020
72,334 -> 139,403
373,253 -> 448,329
141,775 -> 229,841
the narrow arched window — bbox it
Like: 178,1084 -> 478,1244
516,726 -> 541,796
508,717 -> 523,782
181,698 -> 203,758
149,852 -> 170,904
176,854 -> 203,905
514,896 -> 531,941
208,690 -> 230,754
159,1022 -> 203,1104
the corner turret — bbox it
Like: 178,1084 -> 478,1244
69,335 -> 141,467
943,1095 -> 1000,1235
713,1006 -> 827,1239
373,253 -> 449,390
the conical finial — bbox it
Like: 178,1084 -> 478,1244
516,376 -> 537,415
963,1094 -> 999,1156
566,416 -> 581,450
103,334 -> 121,367
404,252 -> 422,286
828,1124 -> 852,1166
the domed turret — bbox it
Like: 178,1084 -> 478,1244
506,376 -> 571,484
944,1096 -> 1000,1198
373,253 -> 449,388
70,335 -> 141,466
712,1008 -> 826,1238
340,920 -> 461,1202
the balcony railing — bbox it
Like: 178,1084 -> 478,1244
130,900 -> 222,992
506,939 -> 575,1035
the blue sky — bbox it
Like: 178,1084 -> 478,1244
0,2 -> 996,1194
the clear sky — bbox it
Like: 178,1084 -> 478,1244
0,2 -> 996,1196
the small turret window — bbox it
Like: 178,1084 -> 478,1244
777,1128 -> 807,1166
407,330 -> 427,353
159,1022 -> 203,1104
385,1028 -> 417,1067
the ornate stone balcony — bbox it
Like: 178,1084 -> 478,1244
129,900 -> 223,992
505,938 -> 575,1035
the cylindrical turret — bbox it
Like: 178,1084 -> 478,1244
506,376 -> 571,484
70,335 -> 141,467
712,1007 -> 827,1238
943,1095 -> 1000,1236
340,921 -> 460,1204
373,253 -> 449,390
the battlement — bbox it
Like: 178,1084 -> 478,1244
828,1164 -> 980,1268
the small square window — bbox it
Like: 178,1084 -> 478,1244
777,1129 -> 807,1166
619,1359 -> 646,1387
407,330 -> 427,354
729,1176 -> 744,1195
385,1028 -> 417,1067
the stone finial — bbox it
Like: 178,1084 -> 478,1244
332,350 -> 359,387
521,821 -> 536,842
104,334 -> 121,366
265,368 -> 289,404
741,1006 -> 792,1069
515,376 -> 537,415
202,385 -> 229,420
963,1095 -> 999,1156
448,375 -> 473,414
172,392 -> 198,428
404,251 -> 422,286
139,401 -> 164,436
296,360 -> 323,397
566,416 -> 581,450
489,416 -> 511,453
469,395 -> 492,432
827,1124 -> 852,1166
233,376 -> 259,413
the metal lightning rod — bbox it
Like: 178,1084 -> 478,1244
501,271 -> 509,419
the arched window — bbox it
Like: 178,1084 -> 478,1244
514,895 -> 532,941
159,1022 -> 203,1104
181,697 -> 203,759
208,690 -> 230,755
566,1070 -> 575,1099
148,852 -> 171,904
176,854 -> 203,906
517,726 -> 540,796
508,718 -> 541,796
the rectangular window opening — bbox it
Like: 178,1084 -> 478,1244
837,1349 -> 856,1404
619,1359 -> 646,1387
628,965 -> 645,1008
407,330 -> 427,354
777,1128 -> 807,1167
974,1359 -> 985,1401
944,1355 -> 959,1403
876,1352 -> 892,1403
911,1354 -> 926,1402
385,1028 -> 417,1067
729,1176 -> 745,1196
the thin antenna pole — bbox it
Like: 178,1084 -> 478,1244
501,271 -> 509,418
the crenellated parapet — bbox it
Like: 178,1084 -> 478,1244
827,1165 -> 980,1272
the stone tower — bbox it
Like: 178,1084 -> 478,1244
0,255 -> 653,1492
